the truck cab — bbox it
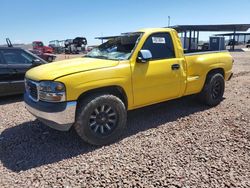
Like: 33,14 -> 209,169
32,41 -> 53,54
24,28 -> 233,145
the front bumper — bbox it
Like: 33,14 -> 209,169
24,93 -> 76,131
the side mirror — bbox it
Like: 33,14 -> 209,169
137,50 -> 152,63
32,59 -> 42,66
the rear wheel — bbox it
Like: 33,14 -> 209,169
198,73 -> 225,106
74,94 -> 127,145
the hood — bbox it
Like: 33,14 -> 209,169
26,57 -> 119,81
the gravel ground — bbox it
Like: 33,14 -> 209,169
0,52 -> 249,187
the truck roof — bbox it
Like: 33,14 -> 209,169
0,47 -> 22,50
96,28 -> 176,40
138,27 -> 175,33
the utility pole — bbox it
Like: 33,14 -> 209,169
168,16 -> 171,27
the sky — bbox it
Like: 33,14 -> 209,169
0,0 -> 250,45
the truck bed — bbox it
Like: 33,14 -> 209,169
183,50 -> 232,96
184,49 -> 227,56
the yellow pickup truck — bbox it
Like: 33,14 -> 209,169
24,28 -> 233,145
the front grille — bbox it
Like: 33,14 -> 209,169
26,80 -> 38,101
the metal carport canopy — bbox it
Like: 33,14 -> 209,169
215,32 -> 250,36
170,24 -> 250,51
171,24 -> 250,32
215,32 -> 250,44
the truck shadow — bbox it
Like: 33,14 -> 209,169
0,95 -> 23,105
0,96 -> 210,172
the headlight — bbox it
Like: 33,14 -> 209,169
38,81 -> 66,102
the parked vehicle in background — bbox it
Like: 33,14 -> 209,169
64,37 -> 87,54
201,43 -> 209,50
32,41 -> 53,53
64,39 -> 73,54
58,40 -> 65,53
247,40 -> 250,48
29,49 -> 56,62
73,37 -> 87,53
49,40 -> 60,53
24,28 -> 233,145
227,39 -> 238,46
0,47 -> 46,97
49,40 -> 65,54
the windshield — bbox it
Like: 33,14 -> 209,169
85,33 -> 142,60
33,42 -> 44,47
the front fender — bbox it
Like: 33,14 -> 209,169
56,64 -> 134,109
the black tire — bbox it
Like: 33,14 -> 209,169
198,73 -> 225,106
74,94 -> 127,145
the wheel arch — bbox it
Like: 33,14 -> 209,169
198,67 -> 225,106
204,67 -> 225,84
206,68 -> 225,78
77,85 -> 128,109
199,67 -> 225,93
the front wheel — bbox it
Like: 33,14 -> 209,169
74,94 -> 127,145
198,73 -> 225,106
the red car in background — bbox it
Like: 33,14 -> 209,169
31,41 -> 55,62
32,41 -> 53,53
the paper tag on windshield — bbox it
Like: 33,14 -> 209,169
152,37 -> 165,44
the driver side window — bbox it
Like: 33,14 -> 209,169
142,32 -> 175,60
2,49 -> 34,64
0,53 -> 5,64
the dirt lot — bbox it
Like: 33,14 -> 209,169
55,54 -> 84,61
0,52 -> 249,187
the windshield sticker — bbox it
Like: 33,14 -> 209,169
152,37 -> 165,44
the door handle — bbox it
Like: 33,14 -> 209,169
171,64 -> 180,70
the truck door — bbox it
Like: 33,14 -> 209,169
0,51 -> 12,96
1,49 -> 34,94
131,32 -> 183,106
